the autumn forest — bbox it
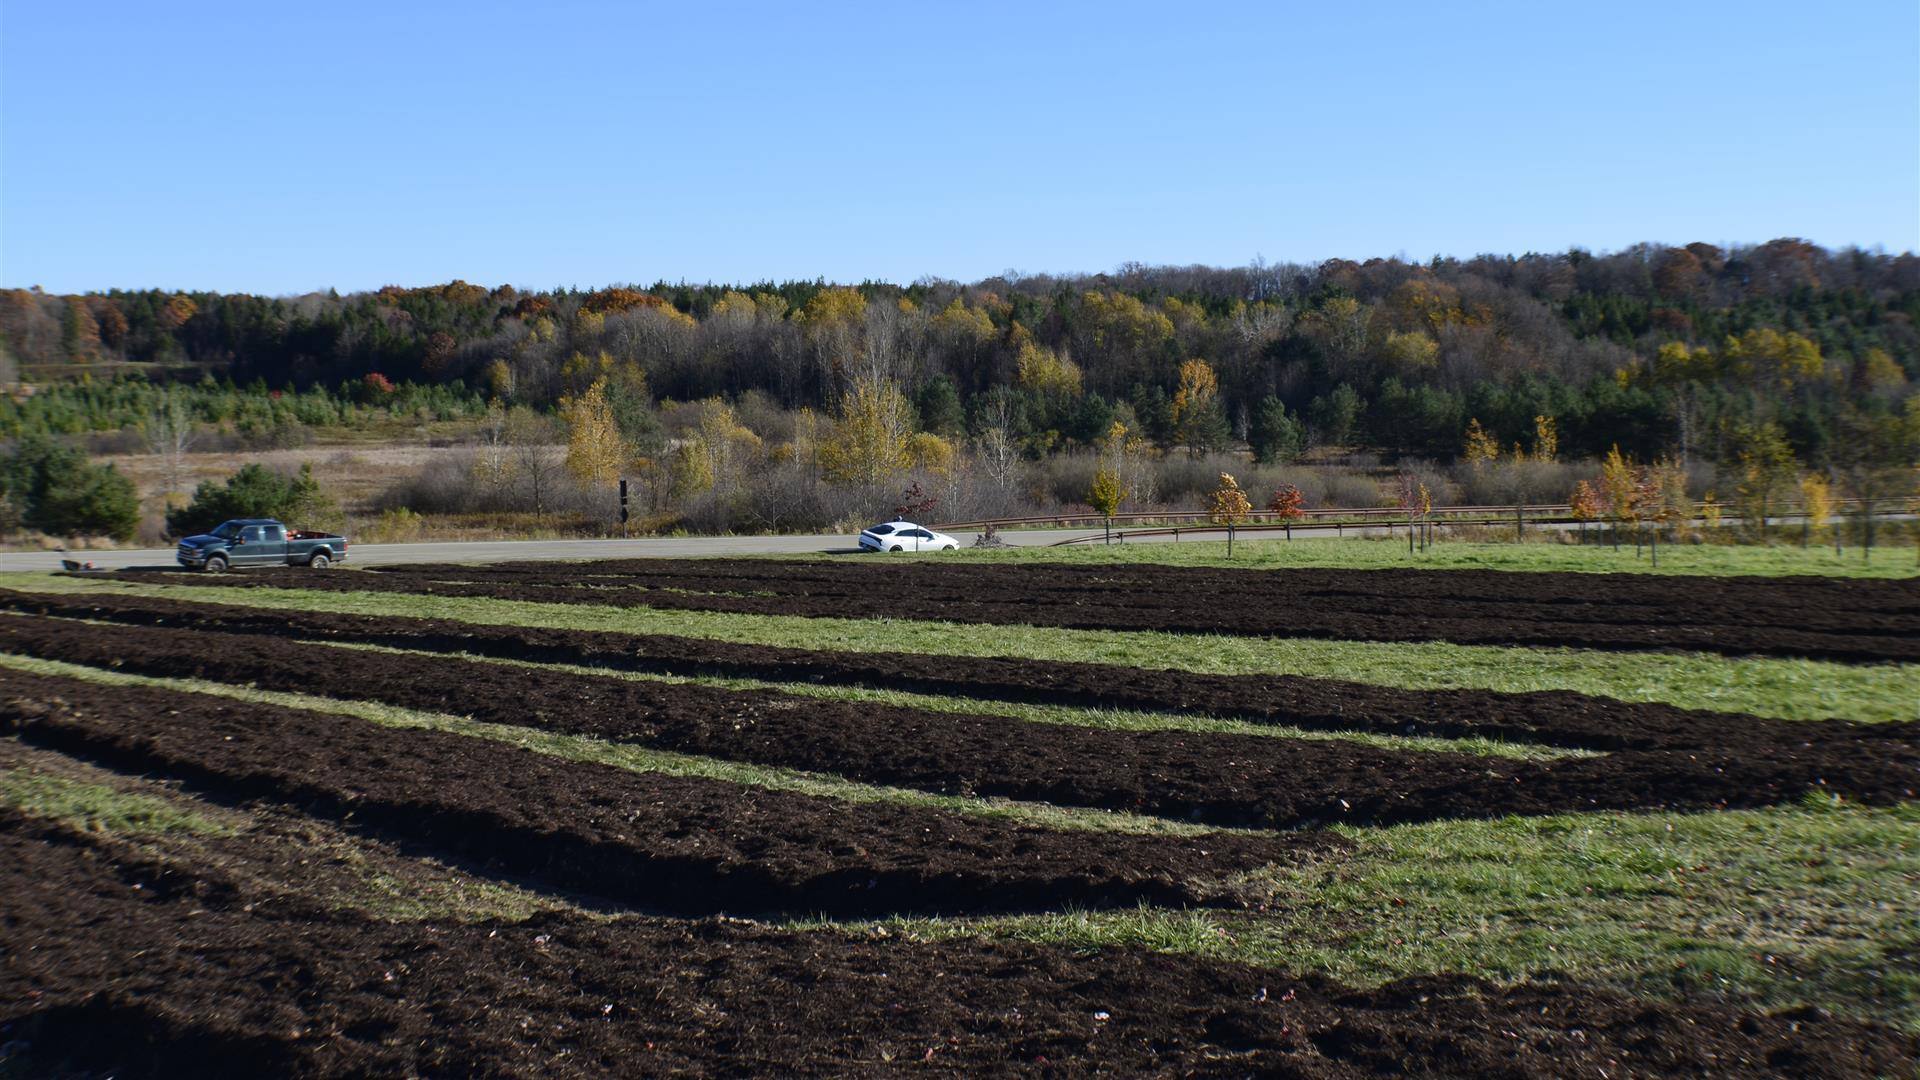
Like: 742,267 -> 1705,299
3,238 -> 1917,541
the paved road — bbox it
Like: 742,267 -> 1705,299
16,514 -> 1827,573
0,530 -> 1074,572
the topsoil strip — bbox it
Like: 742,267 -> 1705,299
7,587 -> 1912,752
3,816 -> 1913,1079
0,669 -> 1322,917
103,558 -> 1920,663
4,615 -> 1915,829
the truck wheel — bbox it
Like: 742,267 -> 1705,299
308,552 -> 331,569
204,554 -> 229,573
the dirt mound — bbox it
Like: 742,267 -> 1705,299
107,558 -> 1920,662
0,670 -> 1321,916
7,615 -> 1917,828
4,816 -> 1912,1078
8,587 -> 1914,752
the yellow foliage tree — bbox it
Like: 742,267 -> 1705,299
1862,348 -> 1907,394
671,443 -> 714,498
1381,330 -> 1439,375
1206,472 -> 1251,524
1723,328 -> 1825,389
485,358 -> 515,400
1600,445 -> 1638,526
1800,473 -> 1833,541
1462,419 -> 1500,468
1568,480 -> 1599,520
820,376 -> 913,485
1088,467 -> 1125,519
1171,359 -> 1227,453
1533,415 -> 1559,463
1081,290 -> 1174,355
931,298 -> 995,344
1015,340 -> 1083,397
1104,419 -> 1158,508
905,431 -> 955,475
562,378 -> 623,486
685,398 -> 763,494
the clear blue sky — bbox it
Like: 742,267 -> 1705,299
3,1 -> 1916,295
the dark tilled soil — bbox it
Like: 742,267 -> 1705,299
105,557 -> 1920,662
9,588 -> 1916,752
5,615 -> 1916,829
0,670 -> 1323,917
5,818 -> 1912,1079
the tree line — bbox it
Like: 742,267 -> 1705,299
4,239 -> 1914,470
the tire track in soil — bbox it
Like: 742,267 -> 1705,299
4,814 -> 1912,1079
4,615 -> 1915,829
9,587 -> 1915,752
104,558 -> 1920,663
0,670 -> 1323,917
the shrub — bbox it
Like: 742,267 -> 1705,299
167,462 -> 339,536
0,437 -> 140,541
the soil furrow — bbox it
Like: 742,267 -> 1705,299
4,616 -> 1914,828
7,587 -> 1914,752
0,669 -> 1320,917
4,815 -> 1912,1079
101,559 -> 1920,662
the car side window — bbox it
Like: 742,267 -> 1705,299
870,524 -> 894,535
906,529 -> 931,539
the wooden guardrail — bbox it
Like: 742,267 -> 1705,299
937,498 -> 1880,534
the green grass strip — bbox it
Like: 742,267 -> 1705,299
316,638 -> 1586,762
817,795 -> 1920,1030
931,534 -> 1920,579
10,572 -> 1915,724
0,767 -> 233,838
0,652 -> 1225,838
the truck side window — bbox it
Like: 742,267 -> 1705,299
242,526 -> 262,542
264,526 -> 284,542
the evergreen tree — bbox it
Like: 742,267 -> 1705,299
1248,396 -> 1304,464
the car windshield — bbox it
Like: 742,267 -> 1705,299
211,521 -> 243,540
867,524 -> 895,535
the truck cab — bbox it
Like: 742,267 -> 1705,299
177,518 -> 347,571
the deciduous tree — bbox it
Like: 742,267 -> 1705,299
562,378 -> 623,487
821,375 -> 913,486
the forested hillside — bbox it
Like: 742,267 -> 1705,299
3,239 -> 1916,469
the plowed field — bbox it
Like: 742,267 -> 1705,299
7,614 -> 1914,829
11,587 -> 1906,751
10,815 -> 1910,1078
105,558 -> 1920,662
6,552 -> 1918,1076
0,670 -> 1314,915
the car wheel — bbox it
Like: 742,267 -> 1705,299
889,545 -> 903,552
943,543 -> 957,550
308,552 -> 331,569
205,554 -> 229,573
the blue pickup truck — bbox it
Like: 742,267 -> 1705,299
176,518 -> 348,571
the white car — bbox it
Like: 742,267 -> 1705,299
859,520 -> 959,552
